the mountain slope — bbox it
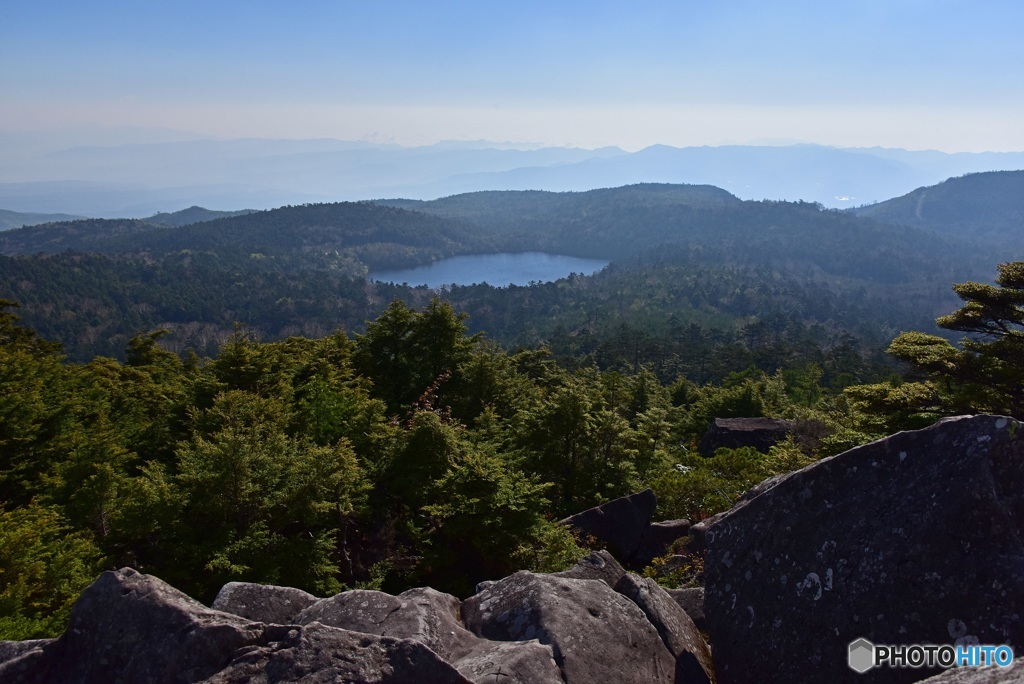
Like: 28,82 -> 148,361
0,219 -> 166,254
0,202 -> 496,273
854,171 -> 1024,246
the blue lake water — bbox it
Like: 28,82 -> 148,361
370,252 -> 610,288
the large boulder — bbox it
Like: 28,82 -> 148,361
0,639 -> 52,682
203,622 -> 472,684
559,489 -> 658,563
695,415 -> 1024,684
295,588 -> 472,659
559,490 -> 692,567
0,568 -> 472,684
633,519 -> 693,567
614,574 -> 714,684
552,549 -> 626,588
211,581 -> 318,624
461,570 -> 677,683
294,586 -> 561,683
0,568 -> 272,683
665,587 -> 706,631
697,417 -> 796,456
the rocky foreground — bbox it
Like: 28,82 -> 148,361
1,415 -> 1022,683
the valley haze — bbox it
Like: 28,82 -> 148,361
2,138 -> 1024,218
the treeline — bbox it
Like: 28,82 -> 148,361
0,237 -> 957,376
0,296 -> 924,641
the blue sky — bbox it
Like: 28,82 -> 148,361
2,0 -> 1022,150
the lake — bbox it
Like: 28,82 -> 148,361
370,252 -> 610,288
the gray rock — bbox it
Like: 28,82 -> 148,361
559,489 -> 657,564
211,582 -> 318,624
295,587 -> 475,661
697,415 -> 1024,684
203,621 -> 473,684
0,570 -> 472,684
295,586 -> 560,683
615,574 -> 714,684
917,659 -> 1024,682
0,567 -> 270,684
0,563 -> 728,684
633,518 -> 692,567
462,570 -> 676,683
454,640 -> 563,684
0,639 -> 52,683
697,417 -> 795,457
0,640 -> 52,664
552,549 -> 626,588
665,587 -> 706,631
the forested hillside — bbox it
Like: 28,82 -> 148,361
0,202 -> 491,272
855,170 -> 1024,251
0,182 -> 994,364
0,209 -> 85,231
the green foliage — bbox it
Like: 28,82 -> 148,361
515,523 -> 592,574
844,380 -> 944,434
676,371 -> 790,443
650,436 -> 819,524
420,435 -> 552,593
0,301 -> 71,507
887,262 -> 1024,417
650,447 -> 771,522
159,390 -> 368,599
0,503 -> 102,640
4,187 -> 1019,632
355,298 -> 477,414
643,543 -> 706,589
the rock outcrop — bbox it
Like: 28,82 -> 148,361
697,417 -> 796,456
559,489 -> 692,568
666,587 -> 706,631
614,574 -> 713,684
695,414 -> 1024,684
211,581 -> 318,624
918,659 -> 1024,683
552,549 -> 626,587
463,570 -> 677,683
0,564 -> 713,683
292,586 -> 562,683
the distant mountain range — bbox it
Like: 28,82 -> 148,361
0,205 -> 256,232
0,208 -> 85,230
1,138 -> 1022,216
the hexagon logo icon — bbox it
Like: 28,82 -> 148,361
848,638 -> 875,673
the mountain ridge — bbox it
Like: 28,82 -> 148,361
4,138 -> 1024,215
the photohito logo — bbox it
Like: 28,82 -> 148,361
848,639 -> 1014,673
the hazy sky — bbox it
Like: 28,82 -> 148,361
2,0 -> 1022,151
